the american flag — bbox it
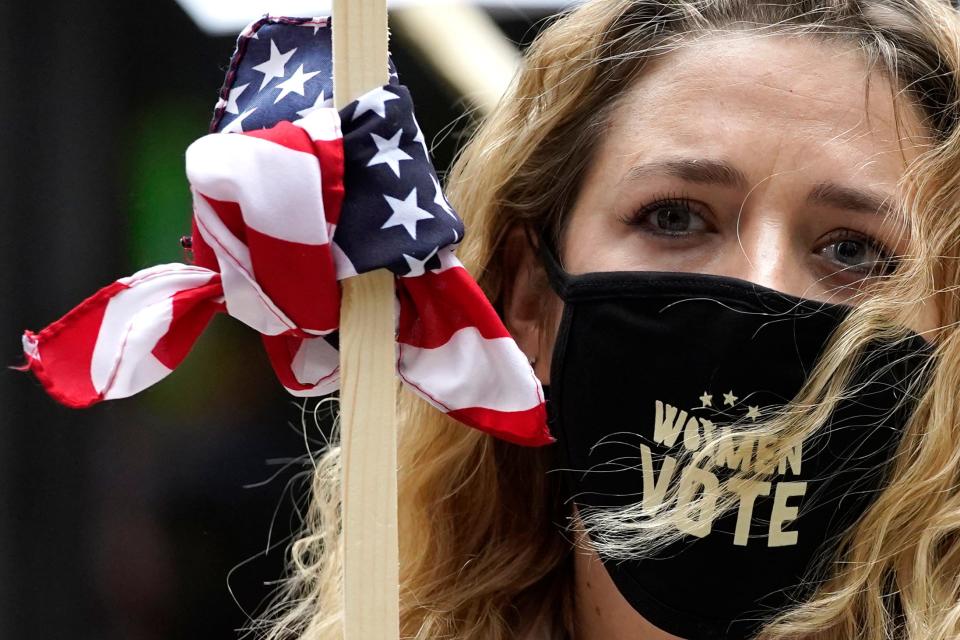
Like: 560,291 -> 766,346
16,15 -> 552,448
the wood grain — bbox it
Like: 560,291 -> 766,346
332,1 -> 398,639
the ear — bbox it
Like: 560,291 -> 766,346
500,224 -> 561,382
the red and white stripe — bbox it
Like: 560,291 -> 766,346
396,245 -> 549,446
18,97 -> 552,447
19,264 -> 224,407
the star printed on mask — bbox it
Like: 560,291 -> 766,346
367,129 -> 413,178
222,107 -> 257,133
746,405 -> 761,421
401,246 -> 440,277
225,83 -> 249,115
296,89 -> 334,118
723,390 -> 738,407
699,392 -> 713,408
352,87 -> 400,121
252,40 -> 297,91
381,187 -> 434,239
274,64 -> 321,103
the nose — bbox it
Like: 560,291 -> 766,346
720,216 -> 814,299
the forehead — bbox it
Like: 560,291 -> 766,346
603,34 -> 929,179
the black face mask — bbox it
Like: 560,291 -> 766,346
539,236 -> 933,640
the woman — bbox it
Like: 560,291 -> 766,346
258,1 -> 960,638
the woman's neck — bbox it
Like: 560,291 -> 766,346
571,525 -> 687,640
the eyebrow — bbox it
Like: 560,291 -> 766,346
622,157 -> 895,217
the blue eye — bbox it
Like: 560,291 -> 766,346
816,230 -> 896,277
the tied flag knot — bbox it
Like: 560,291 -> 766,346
15,15 -> 552,448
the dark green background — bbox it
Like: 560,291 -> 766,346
0,4 -> 552,638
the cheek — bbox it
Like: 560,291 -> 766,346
562,204 -> 668,274
562,198 -> 613,273
912,293 -> 943,337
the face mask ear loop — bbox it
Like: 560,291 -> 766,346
537,230 -> 572,299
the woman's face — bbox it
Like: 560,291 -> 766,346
563,34 -> 930,302
505,34 -> 936,380
503,34 -> 933,640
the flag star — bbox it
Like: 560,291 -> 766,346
251,40 -> 296,91
430,174 -> 457,219
296,89 -> 334,118
699,392 -> 713,408
412,119 -> 429,159
723,390 -> 738,407
301,19 -> 324,35
367,129 -> 413,178
352,87 -> 400,121
746,405 -> 761,421
225,83 -> 249,115
221,107 -> 257,133
381,188 -> 434,240
274,64 -> 321,104
402,246 -> 440,277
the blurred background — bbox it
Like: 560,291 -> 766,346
0,2 -> 575,638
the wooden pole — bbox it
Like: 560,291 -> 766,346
332,2 -> 398,640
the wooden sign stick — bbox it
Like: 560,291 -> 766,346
332,2 -> 399,640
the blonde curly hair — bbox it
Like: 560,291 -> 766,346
254,1 -> 960,638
